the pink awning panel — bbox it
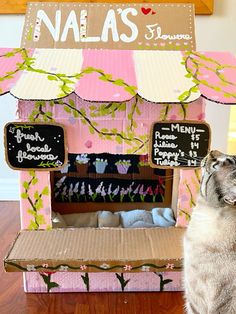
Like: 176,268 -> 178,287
183,51 -> 236,104
0,48 -> 34,95
0,48 -> 236,104
75,50 -> 137,102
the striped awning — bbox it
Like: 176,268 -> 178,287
0,48 -> 236,104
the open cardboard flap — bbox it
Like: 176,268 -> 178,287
5,227 -> 184,273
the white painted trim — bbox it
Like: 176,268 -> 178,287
0,178 -> 19,200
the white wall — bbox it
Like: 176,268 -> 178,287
0,0 -> 235,200
0,15 -> 23,200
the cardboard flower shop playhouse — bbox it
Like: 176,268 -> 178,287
3,2 -> 236,293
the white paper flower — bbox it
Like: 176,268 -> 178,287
107,184 -> 112,195
9,127 -> 15,134
95,181 -> 103,194
26,264 -> 36,271
59,265 -> 69,272
100,263 -> 110,269
69,183 -> 74,196
55,176 -> 66,188
55,160 -> 63,166
101,186 -> 107,197
112,186 -> 120,196
61,186 -> 67,196
88,184 -> 94,196
73,182 -> 80,193
80,182 -> 85,195
141,265 -> 150,272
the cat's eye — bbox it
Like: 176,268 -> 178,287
212,157 -> 235,170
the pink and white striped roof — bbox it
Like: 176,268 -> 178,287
0,48 -> 236,104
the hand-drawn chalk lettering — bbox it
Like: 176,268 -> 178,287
150,121 -> 210,169
14,129 -> 44,144
5,123 -> 67,170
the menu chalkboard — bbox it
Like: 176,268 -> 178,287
5,122 -> 67,171
150,121 -> 211,168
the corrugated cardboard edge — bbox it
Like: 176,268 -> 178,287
4,257 -> 182,273
4,121 -> 68,171
4,231 -> 22,271
4,228 -> 185,273
149,120 -> 211,169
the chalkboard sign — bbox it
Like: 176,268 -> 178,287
4,122 -> 67,171
150,121 -> 211,169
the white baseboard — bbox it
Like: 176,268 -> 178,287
0,178 -> 19,200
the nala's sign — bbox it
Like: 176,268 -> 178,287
22,2 -> 196,50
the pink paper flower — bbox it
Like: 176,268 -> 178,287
146,186 -> 153,195
197,113 -> 205,120
124,265 -> 132,271
154,185 -> 159,195
170,115 -> 177,120
80,265 -> 87,271
166,263 -> 174,269
85,140 -> 92,148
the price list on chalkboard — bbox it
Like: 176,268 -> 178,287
4,122 -> 67,171
150,121 -> 211,168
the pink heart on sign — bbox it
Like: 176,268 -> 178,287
141,7 -> 152,15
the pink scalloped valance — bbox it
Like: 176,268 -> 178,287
0,48 -> 236,104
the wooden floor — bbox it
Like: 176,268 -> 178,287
0,201 -> 185,314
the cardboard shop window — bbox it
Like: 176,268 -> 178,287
51,153 -> 173,215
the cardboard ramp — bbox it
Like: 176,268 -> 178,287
4,227 -> 185,273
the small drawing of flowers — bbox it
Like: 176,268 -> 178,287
166,263 -> 174,270
100,263 -> 110,269
124,265 -> 132,271
141,265 -> 150,272
59,265 -> 69,272
80,265 -> 87,271
27,264 -> 36,271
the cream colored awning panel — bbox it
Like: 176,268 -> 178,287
134,51 -> 200,103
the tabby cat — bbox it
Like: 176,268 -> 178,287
184,150 -> 236,314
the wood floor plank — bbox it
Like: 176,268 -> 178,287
0,201 -> 184,314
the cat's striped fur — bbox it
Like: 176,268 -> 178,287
184,150 -> 236,314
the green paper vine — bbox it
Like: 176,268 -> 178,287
14,124 -> 34,130
21,171 -> 49,230
0,48 -> 137,98
37,161 -> 59,168
5,262 -> 181,272
28,96 -> 149,154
